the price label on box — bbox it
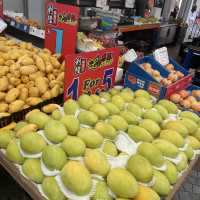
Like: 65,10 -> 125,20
154,47 -> 169,66
64,48 -> 120,100
45,2 -> 80,55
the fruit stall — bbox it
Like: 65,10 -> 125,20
0,1 -> 200,200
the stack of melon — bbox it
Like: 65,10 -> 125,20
0,88 -> 200,200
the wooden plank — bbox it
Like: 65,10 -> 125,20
0,151 -> 46,200
165,156 -> 200,200
0,150 -> 199,200
118,23 -> 160,33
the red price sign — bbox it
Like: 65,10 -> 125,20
64,48 -> 120,101
0,0 -> 3,18
45,2 -> 79,55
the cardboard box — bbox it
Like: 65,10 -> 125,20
124,56 -> 193,99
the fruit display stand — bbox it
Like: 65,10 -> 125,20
0,149 -> 199,200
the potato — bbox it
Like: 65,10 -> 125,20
42,104 -> 59,113
29,71 -> 44,81
47,74 -> 55,81
0,45 -> 9,52
5,60 -> 15,66
5,88 -> 20,103
10,51 -> 21,60
0,76 -> 8,91
21,56 -> 34,65
6,73 -> 12,79
35,77 -> 48,94
43,48 -> 51,54
9,77 -> 21,86
23,104 -> 29,109
38,52 -> 50,62
53,69 -> 59,76
16,124 -> 38,138
51,84 -> 60,98
2,53 -> 10,60
20,65 -> 37,75
1,122 -> 16,131
56,72 -> 64,82
0,103 -> 8,112
8,84 -> 14,90
17,84 -> 26,90
42,90 -> 51,100
0,58 -> 4,65
21,75 -> 29,84
34,55 -> 45,72
9,100 -> 25,113
6,39 -> 16,46
26,81 -> 35,88
19,87 -> 28,101
0,66 -> 9,77
19,42 -> 27,49
0,112 -> 10,118
60,88 -> 63,94
12,70 -> 21,78
29,87 -> 39,97
26,97 -> 42,106
45,62 -> 53,73
10,63 -> 20,73
50,56 -> 60,68
0,92 -> 5,101
49,80 -> 60,89
26,42 -> 33,50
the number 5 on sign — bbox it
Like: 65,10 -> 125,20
45,2 -> 80,55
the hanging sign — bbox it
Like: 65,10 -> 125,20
45,2 -> 80,55
64,48 -> 120,100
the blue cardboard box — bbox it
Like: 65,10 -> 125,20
124,56 -> 193,99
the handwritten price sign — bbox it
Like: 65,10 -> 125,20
64,48 -> 120,100
45,2 -> 79,55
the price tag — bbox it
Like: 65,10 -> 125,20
124,49 -> 137,63
45,2 -> 80,55
125,0 -> 135,8
96,0 -> 107,8
64,48 -> 120,100
154,47 -> 169,66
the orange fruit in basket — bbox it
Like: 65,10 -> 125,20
191,102 -> 200,112
179,90 -> 190,99
170,93 -> 181,103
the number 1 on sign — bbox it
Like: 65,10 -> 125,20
52,28 -> 64,54
67,78 -> 79,100
103,68 -> 114,89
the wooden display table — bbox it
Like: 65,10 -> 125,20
0,151 -> 199,200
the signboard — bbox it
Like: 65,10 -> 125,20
45,2 -> 79,55
0,0 -> 3,19
64,48 -> 120,100
154,47 -> 169,66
